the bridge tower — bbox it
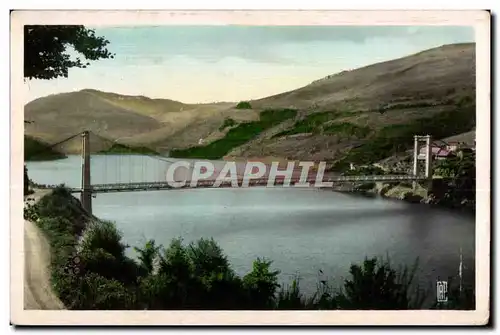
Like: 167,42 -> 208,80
81,130 -> 92,215
412,135 -> 433,189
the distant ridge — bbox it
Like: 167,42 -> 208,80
25,43 -> 475,162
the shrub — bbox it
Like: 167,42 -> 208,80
32,189 -> 473,311
24,165 -> 31,195
333,105 -> 475,171
335,257 -> 425,309
219,118 -> 236,131
134,239 -> 161,277
235,101 -> 252,109
72,273 -> 136,310
24,135 -> 66,161
77,220 -> 128,259
273,111 -> 336,137
276,278 -> 308,309
243,258 -> 281,309
323,122 -> 370,138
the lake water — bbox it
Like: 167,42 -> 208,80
26,155 -> 476,303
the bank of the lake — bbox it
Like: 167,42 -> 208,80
25,186 -> 475,310
338,180 -> 476,213
25,154 -> 475,309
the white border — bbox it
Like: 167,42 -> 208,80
10,10 -> 491,326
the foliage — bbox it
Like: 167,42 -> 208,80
323,122 -> 371,138
24,25 -> 114,80
30,187 -> 473,310
24,136 -> 66,161
273,111 -> 336,137
235,101 -> 252,109
272,111 -> 367,138
354,182 -> 376,191
133,239 -> 161,276
376,101 -> 446,114
97,143 -> 159,155
342,165 -> 386,176
242,258 -> 281,309
219,118 -> 237,131
432,151 -> 475,210
24,165 -> 33,195
333,106 -> 475,171
335,257 -> 425,309
170,109 -> 297,159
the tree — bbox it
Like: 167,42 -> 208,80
24,164 -> 30,195
24,25 -> 114,80
23,26 -> 114,185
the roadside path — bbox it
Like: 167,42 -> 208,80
24,189 -> 65,310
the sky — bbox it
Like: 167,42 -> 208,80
23,25 -> 474,104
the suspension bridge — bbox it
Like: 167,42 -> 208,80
27,131 -> 435,214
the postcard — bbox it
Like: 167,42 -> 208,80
11,9 -> 490,326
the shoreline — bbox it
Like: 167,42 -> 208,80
332,181 -> 475,213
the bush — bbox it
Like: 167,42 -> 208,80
322,122 -> 370,138
243,258 -> 280,309
78,220 -> 128,259
235,101 -> 252,109
432,151 -> 475,209
273,111 -> 336,137
24,135 -> 66,161
24,165 -> 31,195
335,257 -> 425,309
31,189 -> 473,310
72,273 -> 136,310
219,118 -> 236,131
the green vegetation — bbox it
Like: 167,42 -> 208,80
272,111 -> 335,137
170,109 -> 297,159
97,143 -> 159,155
218,118 -> 237,131
323,122 -> 371,138
24,136 -> 67,161
431,151 -> 476,210
342,165 -> 386,176
376,101 -> 446,114
24,165 -> 33,195
272,111 -> 367,138
235,101 -> 252,109
24,25 -> 114,80
333,105 -> 476,171
25,186 -> 474,310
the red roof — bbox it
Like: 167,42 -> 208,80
419,146 -> 452,157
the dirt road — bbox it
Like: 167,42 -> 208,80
24,189 -> 65,310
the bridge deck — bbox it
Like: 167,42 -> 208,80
38,174 -> 429,194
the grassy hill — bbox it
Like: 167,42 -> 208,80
225,43 -> 476,165
24,89 -> 258,154
25,43 -> 476,166
24,136 -> 66,161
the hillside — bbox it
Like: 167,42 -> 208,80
24,89 -> 258,154
24,136 -> 67,161
224,43 -> 476,164
25,43 -> 476,166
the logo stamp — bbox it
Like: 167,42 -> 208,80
436,280 -> 448,303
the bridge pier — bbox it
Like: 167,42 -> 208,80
412,135 -> 432,191
81,131 -> 92,215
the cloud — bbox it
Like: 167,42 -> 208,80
94,25 -> 474,65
